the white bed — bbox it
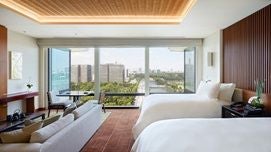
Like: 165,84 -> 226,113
132,94 -> 229,139
132,118 -> 271,152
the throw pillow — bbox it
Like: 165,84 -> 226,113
218,83 -> 236,102
24,119 -> 38,126
0,121 -> 43,143
42,114 -> 61,127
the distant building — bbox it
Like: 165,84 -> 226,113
71,65 -> 92,83
71,65 -> 79,83
100,64 -> 125,83
80,65 -> 92,82
72,64 -> 125,83
108,64 -> 125,83
100,64 -> 109,82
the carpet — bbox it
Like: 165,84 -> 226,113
81,109 -> 140,152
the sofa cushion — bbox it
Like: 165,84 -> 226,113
63,103 -> 77,117
24,119 -> 37,126
72,101 -> 96,119
30,114 -> 74,143
0,121 -> 43,143
42,114 -> 61,127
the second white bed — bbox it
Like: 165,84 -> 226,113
132,118 -> 271,152
132,94 -> 229,139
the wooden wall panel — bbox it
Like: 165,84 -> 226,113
0,25 -> 7,97
0,25 -> 7,121
223,4 -> 271,94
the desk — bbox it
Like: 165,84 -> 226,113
0,112 -> 45,132
0,92 -> 39,121
57,91 -> 94,102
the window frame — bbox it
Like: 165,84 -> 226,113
47,46 -> 197,107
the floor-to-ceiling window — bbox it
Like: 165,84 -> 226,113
184,47 -> 196,92
100,48 -> 145,106
48,46 -> 196,107
48,48 -> 71,92
149,47 -> 185,93
70,48 -> 95,102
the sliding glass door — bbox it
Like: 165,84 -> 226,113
149,47 -> 185,93
48,48 -> 71,92
184,47 -> 196,93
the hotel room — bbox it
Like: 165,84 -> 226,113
0,0 -> 270,152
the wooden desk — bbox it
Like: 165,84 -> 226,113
0,112 -> 45,133
0,92 -> 39,121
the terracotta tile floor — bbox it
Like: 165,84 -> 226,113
81,109 -> 139,152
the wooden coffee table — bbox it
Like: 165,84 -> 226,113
0,112 -> 45,133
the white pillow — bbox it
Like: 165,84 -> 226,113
218,83 -> 236,102
196,81 -> 220,99
30,114 -> 74,143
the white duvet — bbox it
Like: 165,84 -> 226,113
132,94 -> 228,139
132,118 -> 271,152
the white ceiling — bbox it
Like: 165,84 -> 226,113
0,0 -> 270,39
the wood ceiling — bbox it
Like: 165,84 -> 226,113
0,0 -> 197,24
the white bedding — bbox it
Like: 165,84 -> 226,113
132,118 -> 271,152
132,94 -> 229,139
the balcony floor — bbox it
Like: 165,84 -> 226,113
81,109 -> 140,152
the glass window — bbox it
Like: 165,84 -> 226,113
48,48 -> 70,92
70,48 -> 95,102
184,47 -> 196,92
149,47 -> 185,93
100,48 -> 145,106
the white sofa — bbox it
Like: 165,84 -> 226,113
0,103 -> 102,152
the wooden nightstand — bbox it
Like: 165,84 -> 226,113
222,104 -> 271,118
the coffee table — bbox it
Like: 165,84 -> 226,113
0,112 -> 45,132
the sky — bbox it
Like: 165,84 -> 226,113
70,47 -> 186,72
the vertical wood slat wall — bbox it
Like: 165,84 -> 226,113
223,4 -> 271,93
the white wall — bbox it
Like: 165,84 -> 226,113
7,30 -> 39,114
202,31 -> 222,83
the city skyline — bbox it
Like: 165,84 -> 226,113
70,47 -> 185,72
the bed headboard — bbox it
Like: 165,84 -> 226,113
232,88 -> 271,112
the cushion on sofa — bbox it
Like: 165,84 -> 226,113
30,114 -> 74,143
42,114 -> 61,127
0,121 -> 43,143
72,101 -> 96,119
25,115 -> 61,128
24,119 -> 38,126
63,103 -> 77,117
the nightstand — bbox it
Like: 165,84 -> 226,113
222,105 -> 271,118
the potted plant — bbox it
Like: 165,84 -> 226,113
26,83 -> 33,92
250,79 -> 264,108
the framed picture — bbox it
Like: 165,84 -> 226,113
9,51 -> 23,80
